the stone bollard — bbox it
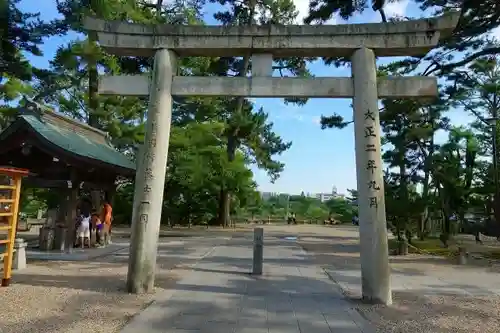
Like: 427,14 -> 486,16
252,227 -> 264,275
457,246 -> 467,265
13,238 -> 27,270
398,240 -> 409,256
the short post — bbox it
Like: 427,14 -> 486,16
457,246 -> 467,265
252,227 -> 264,275
13,238 -> 27,270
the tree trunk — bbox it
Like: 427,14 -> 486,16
441,214 -> 451,247
87,1 -> 100,127
219,134 -> 237,227
156,0 -> 164,13
438,186 -> 452,248
87,40 -> 99,128
378,9 -> 387,22
492,107 -> 500,227
420,131 -> 434,240
218,3 -> 255,228
419,168 -> 430,240
218,188 -> 232,227
399,148 -> 409,241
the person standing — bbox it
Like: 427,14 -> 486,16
91,211 -> 103,247
77,211 -> 91,248
100,198 -> 113,246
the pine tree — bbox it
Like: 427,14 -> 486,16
0,0 -> 60,128
209,0 -> 313,226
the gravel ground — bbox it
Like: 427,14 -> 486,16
0,237 -> 217,333
293,225 -> 500,333
5,224 -> 499,333
358,293 -> 500,333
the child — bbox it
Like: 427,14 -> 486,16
91,212 -> 103,247
77,212 -> 91,248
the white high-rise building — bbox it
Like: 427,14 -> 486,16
311,185 -> 341,202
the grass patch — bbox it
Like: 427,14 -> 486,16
388,237 -> 456,256
391,237 -> 500,260
481,249 -> 500,259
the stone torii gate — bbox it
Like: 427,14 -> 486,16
84,12 -> 459,304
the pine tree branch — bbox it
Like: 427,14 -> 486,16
426,47 -> 500,76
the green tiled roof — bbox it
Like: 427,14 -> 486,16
19,113 -> 136,171
0,99 -> 136,174
0,108 -> 136,173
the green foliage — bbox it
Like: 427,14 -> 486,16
237,193 -> 355,223
0,0 -> 60,129
6,0 -> 500,241
324,197 -> 357,222
307,0 -> 500,245
1,0 -> 59,81
4,0 -> 282,228
203,0 -> 310,226
162,122 -> 256,225
112,183 -> 135,224
305,0 -> 500,70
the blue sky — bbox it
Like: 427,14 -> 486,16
20,0 -> 497,195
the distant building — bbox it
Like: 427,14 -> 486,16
316,193 -> 336,202
260,187 -> 345,203
313,186 -> 341,202
260,191 -> 279,200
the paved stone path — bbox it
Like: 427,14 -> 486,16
325,263 -> 500,298
315,236 -> 500,298
121,235 -> 373,333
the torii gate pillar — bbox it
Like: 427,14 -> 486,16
352,47 -> 390,303
126,49 -> 177,294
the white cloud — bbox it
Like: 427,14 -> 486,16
491,26 -> 500,40
293,0 -> 337,24
293,0 -> 310,23
383,0 -> 409,17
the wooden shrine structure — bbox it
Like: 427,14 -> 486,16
0,99 -> 135,251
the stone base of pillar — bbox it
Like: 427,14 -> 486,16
13,238 -> 27,270
38,226 -> 55,251
54,226 -> 68,252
